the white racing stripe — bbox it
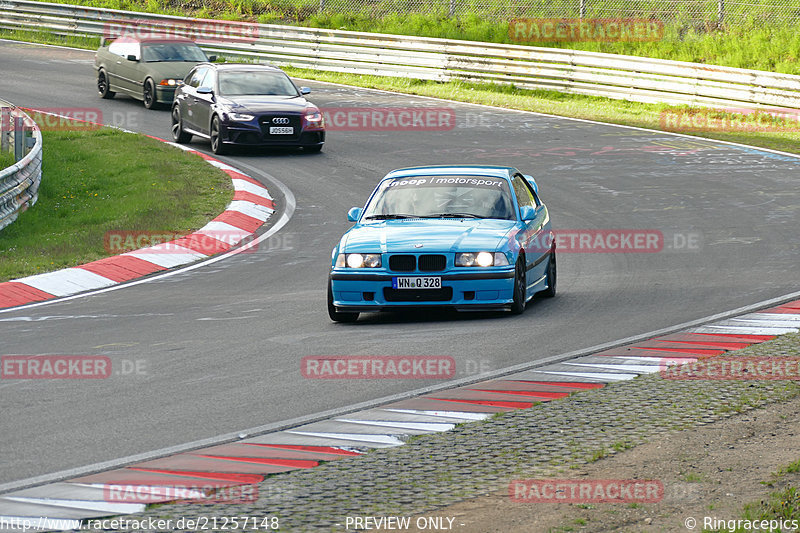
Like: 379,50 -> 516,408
14,269 -> 117,297
231,179 -> 272,199
286,431 -> 405,446
335,419 -> 456,432
227,200 -> 274,220
536,371 -> 638,381
1,496 -> 144,514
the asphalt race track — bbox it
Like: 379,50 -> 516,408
1,41 -> 799,485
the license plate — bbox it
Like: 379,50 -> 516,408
392,276 -> 442,289
269,126 -> 294,134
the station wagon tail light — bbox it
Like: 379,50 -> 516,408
303,108 -> 325,131
159,79 -> 180,86
455,252 -> 509,267
336,253 -> 382,268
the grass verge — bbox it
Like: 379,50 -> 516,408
710,459 -> 800,532
0,124 -> 232,282
18,0 -> 800,74
0,150 -> 15,169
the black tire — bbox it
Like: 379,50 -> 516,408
538,250 -> 557,298
97,69 -> 115,99
304,144 -> 323,153
143,78 -> 157,109
210,115 -> 228,155
510,256 -> 527,315
327,280 -> 359,323
171,106 -> 192,143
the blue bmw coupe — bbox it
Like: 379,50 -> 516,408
327,165 -> 556,322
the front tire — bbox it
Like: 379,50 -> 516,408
538,250 -> 557,298
143,78 -> 157,109
171,106 -> 192,143
210,115 -> 228,155
510,256 -> 527,315
97,69 -> 115,99
328,280 -> 359,323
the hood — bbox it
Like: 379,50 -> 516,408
341,219 -> 517,253
219,95 -> 310,114
144,62 -> 198,80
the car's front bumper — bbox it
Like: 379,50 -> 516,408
222,119 -> 325,148
329,268 -> 516,311
155,86 -> 177,104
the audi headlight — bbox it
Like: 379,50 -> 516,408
228,113 -> 255,122
336,253 -> 382,268
303,109 -> 325,131
455,252 -> 509,267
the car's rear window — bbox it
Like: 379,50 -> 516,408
362,175 -> 515,220
141,42 -> 207,62
218,71 -> 299,96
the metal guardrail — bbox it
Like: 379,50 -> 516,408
1,0 -> 800,112
0,101 -> 42,231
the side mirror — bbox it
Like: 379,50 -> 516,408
207,55 -> 217,62
300,87 -> 311,95
196,86 -> 213,94
519,205 -> 537,221
126,54 -> 138,62
523,174 -> 539,195
347,207 -> 362,222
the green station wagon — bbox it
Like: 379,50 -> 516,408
94,35 -> 215,109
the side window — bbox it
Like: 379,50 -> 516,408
108,42 -> 126,57
199,69 -> 215,89
186,67 -> 208,88
512,174 -> 535,209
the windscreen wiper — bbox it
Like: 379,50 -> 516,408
425,212 -> 484,218
364,214 -> 416,220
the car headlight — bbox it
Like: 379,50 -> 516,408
336,253 -> 382,268
228,113 -> 255,122
455,252 -> 509,267
303,109 -> 325,131
158,79 -> 180,86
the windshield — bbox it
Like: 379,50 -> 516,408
362,175 -> 515,220
141,43 -> 207,62
218,70 -> 299,96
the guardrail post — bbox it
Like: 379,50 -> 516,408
0,108 -> 8,153
718,0 -> 725,23
449,0 -> 455,18
579,0 -> 586,19
319,0 -> 324,11
14,116 -> 23,162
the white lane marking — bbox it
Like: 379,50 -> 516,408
227,200 -> 274,220
384,409 -> 489,421
286,431 -> 404,446
1,496 -> 144,514
13,269 -> 116,297
693,325 -> 799,335
231,179 -> 273,199
563,362 -> 664,374
536,371 -> 638,381
335,419 -> 455,432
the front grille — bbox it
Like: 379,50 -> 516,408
418,254 -> 446,271
389,255 -> 416,272
384,287 -> 453,302
259,115 -> 302,140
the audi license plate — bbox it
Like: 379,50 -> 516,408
392,276 -> 442,289
269,126 -> 294,134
